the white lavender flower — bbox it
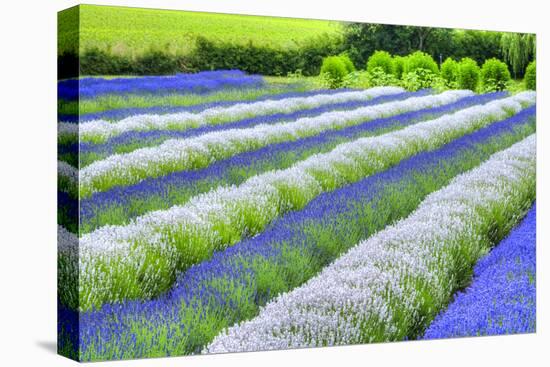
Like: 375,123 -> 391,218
79,90 -> 475,195
71,93 -> 534,309
205,135 -> 536,353
61,87 -> 405,143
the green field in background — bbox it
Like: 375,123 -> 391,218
58,5 -> 343,56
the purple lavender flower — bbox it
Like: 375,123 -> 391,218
58,70 -> 265,101
423,204 -> 536,339
59,105 -> 535,360
60,88 -> 360,123
79,92 -> 505,231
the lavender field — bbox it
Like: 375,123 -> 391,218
57,70 -> 536,361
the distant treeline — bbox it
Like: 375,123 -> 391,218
342,24 -> 535,79
59,23 -> 535,79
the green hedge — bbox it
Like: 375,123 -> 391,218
188,36 -> 341,76
64,34 -> 341,77
76,49 -> 182,75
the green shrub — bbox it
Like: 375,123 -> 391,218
524,61 -> 536,90
404,51 -> 439,75
480,58 -> 511,91
505,79 -> 527,94
317,72 -> 335,89
366,50 -> 394,75
320,56 -> 349,88
457,57 -> 480,91
393,55 -> 406,79
401,69 -> 438,91
366,67 -> 400,87
430,75 -> 450,93
339,54 -> 356,74
440,57 -> 459,87
340,71 -> 371,89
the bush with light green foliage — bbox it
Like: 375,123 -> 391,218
393,55 -> 406,79
457,58 -> 480,91
404,51 -> 439,75
340,71 -> 371,89
366,67 -> 400,87
366,51 -> 394,75
320,56 -> 349,88
339,54 -> 356,74
401,68 -> 441,91
481,58 -> 511,92
524,61 -> 536,90
440,58 -> 459,88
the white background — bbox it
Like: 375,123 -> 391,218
0,0 -> 547,365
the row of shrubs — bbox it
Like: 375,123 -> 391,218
320,51 -> 536,92
58,35 -> 342,79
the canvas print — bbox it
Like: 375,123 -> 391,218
57,4 -> 537,362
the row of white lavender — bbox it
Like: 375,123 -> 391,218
79,90 -> 472,196
60,87 -> 405,144
65,91 -> 535,310
205,134 -> 536,353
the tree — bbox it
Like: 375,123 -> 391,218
500,33 -> 536,78
341,23 -> 532,77
451,30 -> 502,65
342,23 -> 415,66
343,23 -> 457,67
